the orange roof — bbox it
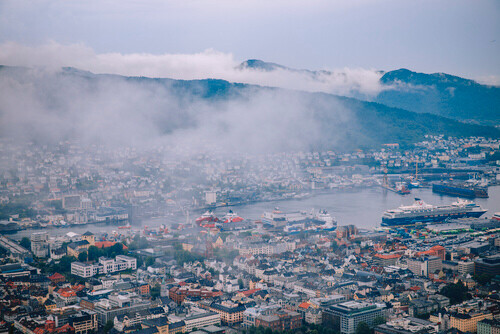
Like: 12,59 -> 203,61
72,284 -> 85,292
374,254 -> 401,259
298,302 -> 311,309
48,273 -> 65,281
431,245 -> 445,251
58,290 -> 76,298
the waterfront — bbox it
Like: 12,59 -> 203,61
230,185 -> 500,229
9,185 -> 500,240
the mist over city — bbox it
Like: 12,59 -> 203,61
0,1 -> 499,334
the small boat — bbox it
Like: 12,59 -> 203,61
118,223 -> 131,229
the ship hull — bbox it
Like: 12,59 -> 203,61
432,184 -> 488,198
381,210 -> 486,226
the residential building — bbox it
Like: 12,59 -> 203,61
450,311 -> 492,333
407,256 -> 442,277
255,310 -> 302,331
208,301 -> 246,325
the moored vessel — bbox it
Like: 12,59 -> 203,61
382,198 -> 486,227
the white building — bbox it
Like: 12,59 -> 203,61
71,255 -> 137,278
31,232 -> 49,258
183,312 -> 221,332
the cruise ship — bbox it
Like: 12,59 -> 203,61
381,198 -> 486,226
263,208 -> 337,231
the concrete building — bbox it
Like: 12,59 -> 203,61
458,261 -> 475,275
477,319 -> 500,334
373,254 -> 401,267
205,191 -> 217,205
374,317 -> 438,334
31,232 -> 49,258
183,312 -> 221,332
475,255 -> 500,277
63,195 -> 81,210
208,301 -> 246,326
255,310 -> 302,331
71,255 -> 137,278
323,301 -> 385,334
407,256 -> 442,277
450,311 -> 493,333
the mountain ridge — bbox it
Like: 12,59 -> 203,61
0,65 -> 498,152
236,60 -> 500,125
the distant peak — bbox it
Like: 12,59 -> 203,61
237,59 -> 288,71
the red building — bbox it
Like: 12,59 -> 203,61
169,286 -> 223,304
255,310 -> 302,331
48,273 -> 66,284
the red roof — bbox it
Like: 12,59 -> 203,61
241,288 -> 260,297
298,302 -> 311,309
409,286 -> 421,291
48,273 -> 65,281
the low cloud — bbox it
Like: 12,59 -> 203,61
0,66 -> 352,157
0,41 -> 384,98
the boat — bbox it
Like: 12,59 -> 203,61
262,207 -> 287,225
381,198 -> 487,227
315,210 -> 337,231
492,213 -> 500,221
408,181 -> 421,189
118,223 -> 131,229
0,222 -> 22,234
395,182 -> 411,195
381,182 -> 411,195
432,182 -> 488,198
222,210 -> 243,223
195,211 -> 219,225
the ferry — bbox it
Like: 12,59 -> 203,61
315,210 -> 337,231
382,198 -> 487,227
118,223 -> 131,229
195,211 -> 219,225
222,210 -> 244,223
493,213 -> 500,221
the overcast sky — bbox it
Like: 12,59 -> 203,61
0,0 -> 499,83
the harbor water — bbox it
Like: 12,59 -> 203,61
9,185 -> 500,240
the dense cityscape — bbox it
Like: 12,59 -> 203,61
1,1 -> 500,334
0,135 -> 499,334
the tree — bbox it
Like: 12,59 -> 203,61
145,256 -> 155,267
238,278 -> 244,289
78,251 -> 88,262
20,237 -> 31,250
474,273 -> 493,285
103,320 -> 114,333
54,255 -> 77,274
150,284 -> 161,299
440,280 -> 471,305
355,322 -> 371,334
374,316 -> 386,326
87,246 -> 100,261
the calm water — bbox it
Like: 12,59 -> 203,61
10,186 -> 500,240
229,185 -> 500,229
